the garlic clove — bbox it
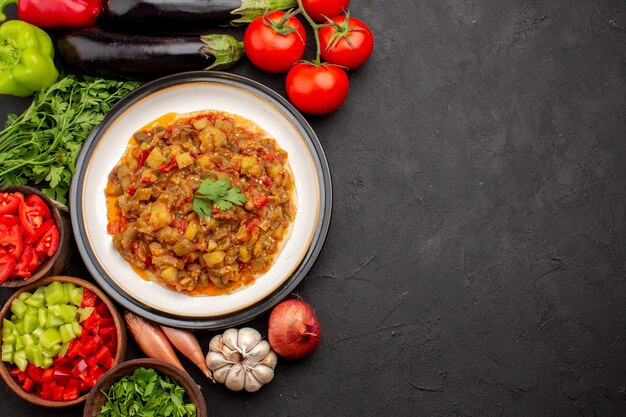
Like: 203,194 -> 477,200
213,363 -> 232,384
225,363 -> 245,391
206,351 -> 232,371
223,328 -> 240,351
237,327 -> 262,354
244,373 -> 264,393
251,364 -> 275,384
209,334 -> 224,352
245,340 -> 271,365
260,350 -> 278,369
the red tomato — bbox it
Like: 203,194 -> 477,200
0,252 -> 16,284
12,245 -> 39,278
320,16 -> 374,69
24,194 -> 51,220
35,225 -> 59,257
253,195 -> 270,209
24,218 -> 55,244
244,11 -> 307,73
0,215 -> 20,226
0,192 -> 22,215
286,63 -> 349,115
0,223 -> 23,258
18,201 -> 44,236
302,0 -> 350,22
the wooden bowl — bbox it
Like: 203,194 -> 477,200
0,185 -> 72,288
0,276 -> 127,407
83,359 -> 207,417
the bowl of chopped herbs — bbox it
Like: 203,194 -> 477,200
83,358 -> 206,417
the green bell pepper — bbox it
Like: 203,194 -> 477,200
0,20 -> 58,97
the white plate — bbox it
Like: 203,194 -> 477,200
70,72 -> 332,329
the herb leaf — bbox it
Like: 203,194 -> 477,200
193,178 -> 247,220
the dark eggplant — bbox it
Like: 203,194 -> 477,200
102,0 -> 297,28
58,28 -> 244,78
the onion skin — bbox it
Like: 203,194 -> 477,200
161,325 -> 213,379
268,299 -> 321,359
124,311 -> 184,371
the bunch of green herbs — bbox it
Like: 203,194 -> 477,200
98,367 -> 197,417
0,75 -> 141,203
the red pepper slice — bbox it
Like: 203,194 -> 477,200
34,224 -> 59,257
101,355 -> 114,370
22,377 -> 35,393
136,150 -> 149,172
63,385 -> 79,401
41,368 -> 54,383
18,200 -> 44,236
12,245 -> 39,278
24,194 -> 51,220
81,288 -> 99,308
0,222 -> 22,258
89,364 -> 105,381
157,158 -> 177,173
52,385 -> 64,401
0,192 -> 22,215
99,326 -> 116,344
71,359 -> 88,377
0,251 -> 16,284
93,345 -> 111,364
26,363 -> 43,383
41,382 -> 54,400
65,339 -> 82,359
53,365 -> 72,380
66,378 -> 81,389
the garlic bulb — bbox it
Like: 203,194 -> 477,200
206,327 -> 277,392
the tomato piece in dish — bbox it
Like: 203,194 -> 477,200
0,192 -> 22,215
35,225 -> 59,258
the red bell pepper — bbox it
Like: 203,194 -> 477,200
0,0 -> 100,28
41,368 -> 54,383
63,385 -> 79,401
41,382 -> 54,400
65,339 -> 82,359
81,288 -> 99,307
25,363 -> 43,383
71,359 -> 88,377
101,355 -> 114,370
22,377 -> 35,392
52,385 -> 64,401
53,365 -> 72,380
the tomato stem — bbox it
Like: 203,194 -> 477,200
296,0 -> 321,65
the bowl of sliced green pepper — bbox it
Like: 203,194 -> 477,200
0,276 -> 126,407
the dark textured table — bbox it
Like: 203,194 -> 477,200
1,0 -> 625,416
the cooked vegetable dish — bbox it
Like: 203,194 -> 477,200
105,111 -> 295,295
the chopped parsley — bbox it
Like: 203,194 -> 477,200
98,367 -> 197,417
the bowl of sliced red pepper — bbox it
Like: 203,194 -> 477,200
0,276 -> 126,407
0,185 -> 72,288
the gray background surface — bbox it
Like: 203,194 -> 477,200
1,0 -> 625,416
